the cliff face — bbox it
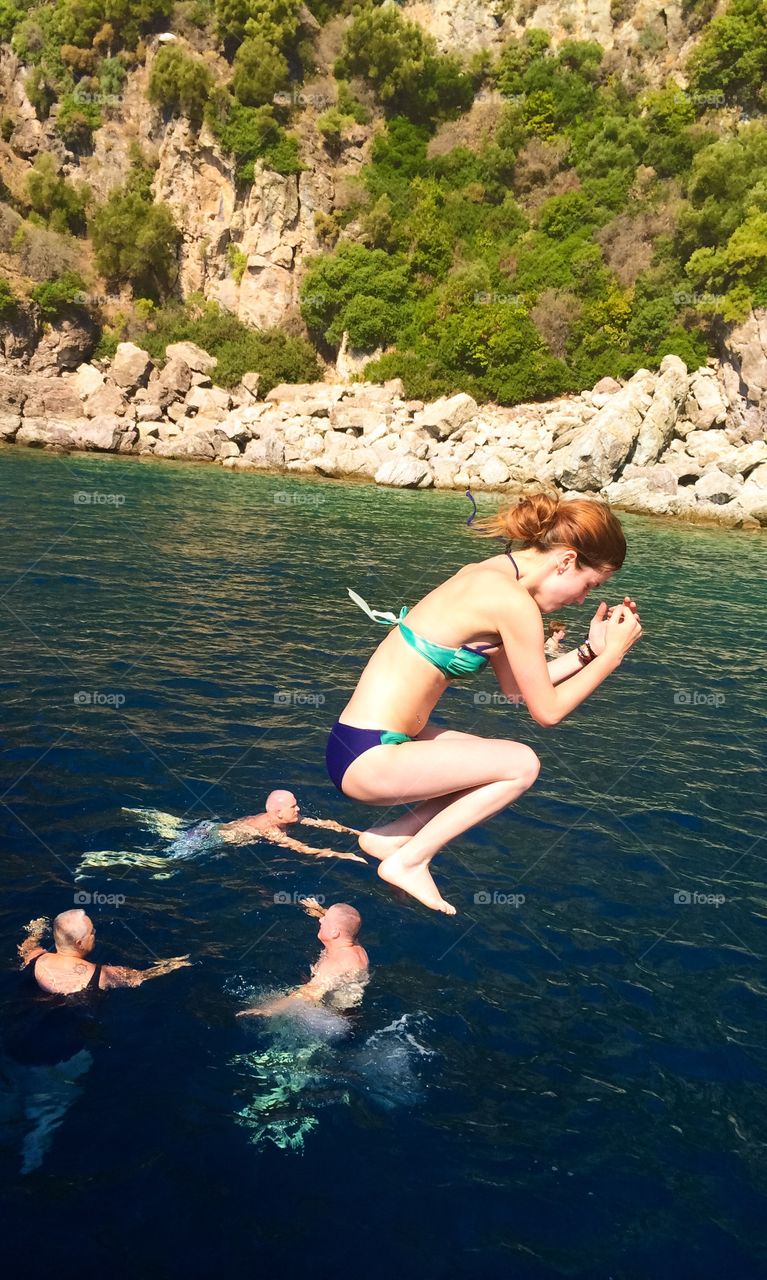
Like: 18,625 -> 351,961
0,0 -> 704,336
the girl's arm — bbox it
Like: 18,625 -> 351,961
496,598 -> 641,726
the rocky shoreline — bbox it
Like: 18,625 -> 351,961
1,335 -> 766,528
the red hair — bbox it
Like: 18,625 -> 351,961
475,493 -> 626,571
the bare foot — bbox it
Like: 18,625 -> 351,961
358,830 -> 411,861
377,856 -> 456,915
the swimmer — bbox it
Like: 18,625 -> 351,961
543,619 -> 567,658
238,903 -> 369,1018
217,789 -> 365,863
325,493 -> 642,914
77,792 -> 365,880
19,911 -> 192,992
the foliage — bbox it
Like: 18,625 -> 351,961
205,93 -> 302,179
686,0 -> 767,111
135,296 -> 321,390
29,270 -> 88,316
89,165 -> 180,298
336,4 -> 473,124
148,44 -> 213,127
25,153 -> 89,233
0,276 -> 18,315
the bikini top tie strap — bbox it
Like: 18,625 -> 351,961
347,589 -> 408,626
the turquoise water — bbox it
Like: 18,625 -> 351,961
1,444 -> 766,1278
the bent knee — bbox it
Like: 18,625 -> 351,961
510,745 -> 540,790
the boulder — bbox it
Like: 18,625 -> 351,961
552,371 -> 654,490
682,369 -> 729,432
413,393 -> 478,440
0,373 -> 28,416
374,455 -> 434,488
693,468 -> 742,505
592,376 -> 622,395
16,419 -> 77,449
110,343 -> 153,390
153,427 -> 222,460
72,363 -> 105,399
136,402 -> 165,423
0,415 -> 21,439
479,455 -> 511,487
28,307 -> 98,373
631,355 -> 689,466
23,380 -> 83,419
157,357 -> 193,402
238,371 -> 261,399
72,418 -> 129,451
185,385 -> 232,416
164,342 -> 217,374
83,383 -> 129,419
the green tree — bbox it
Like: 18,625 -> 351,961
90,184 -> 180,298
232,34 -> 288,106
30,270 -> 88,316
148,45 -> 213,126
26,152 -> 89,233
336,4 -> 472,124
686,0 -> 767,110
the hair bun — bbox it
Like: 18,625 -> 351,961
511,493 -> 560,542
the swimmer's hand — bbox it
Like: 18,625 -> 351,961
317,849 -> 367,864
23,916 -> 50,938
587,597 -> 641,656
300,897 -> 327,918
148,954 -> 192,976
237,992 -> 307,1017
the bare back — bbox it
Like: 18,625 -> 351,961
29,952 -> 101,995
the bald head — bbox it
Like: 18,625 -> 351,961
322,903 -> 361,941
53,909 -> 95,953
265,790 -> 300,826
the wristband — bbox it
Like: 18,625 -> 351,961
576,642 -> 596,665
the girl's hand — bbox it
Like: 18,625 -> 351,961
587,597 -> 640,655
603,603 -> 643,660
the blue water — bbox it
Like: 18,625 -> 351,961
1,445 -> 766,1278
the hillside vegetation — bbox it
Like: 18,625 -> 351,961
0,0 -> 765,400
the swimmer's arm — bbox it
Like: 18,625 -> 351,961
18,916 -> 50,966
301,818 -> 361,836
269,831 -> 366,864
299,897 -> 327,919
237,979 -> 326,1017
99,955 -> 192,989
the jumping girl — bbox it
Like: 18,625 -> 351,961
325,494 -> 642,915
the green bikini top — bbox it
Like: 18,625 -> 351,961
347,589 -> 494,680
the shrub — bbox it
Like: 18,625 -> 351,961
300,241 -> 413,350
30,270 -> 88,317
56,93 -> 102,148
232,34 -> 289,107
686,0 -> 767,110
135,297 -> 321,390
206,95 -> 302,180
89,183 -> 180,299
336,5 -> 472,124
0,276 -> 18,316
148,44 -> 213,127
26,153 -> 89,234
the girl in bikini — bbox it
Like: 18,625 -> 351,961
325,493 -> 642,915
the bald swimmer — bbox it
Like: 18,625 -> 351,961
238,902 -> 369,1018
19,911 -> 191,992
217,790 -> 365,864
